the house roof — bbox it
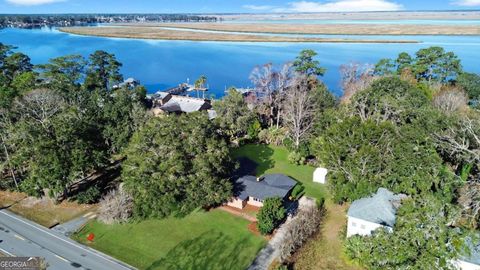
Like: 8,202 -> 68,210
347,188 -> 406,227
460,237 -> 480,265
114,77 -> 139,89
160,96 -> 211,113
234,174 -> 297,201
151,91 -> 171,100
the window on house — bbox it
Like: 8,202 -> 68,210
360,224 -> 366,230
351,222 -> 357,227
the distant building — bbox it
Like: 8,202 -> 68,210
227,174 -> 297,209
347,188 -> 406,237
149,91 -> 213,116
113,78 -> 140,89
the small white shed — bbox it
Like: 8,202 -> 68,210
313,168 -> 328,184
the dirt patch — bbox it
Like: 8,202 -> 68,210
5,193 -> 96,228
243,205 -> 261,218
219,205 -> 258,222
0,190 -> 27,208
248,222 -> 262,237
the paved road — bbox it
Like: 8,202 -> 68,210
0,209 -> 135,270
52,212 -> 96,237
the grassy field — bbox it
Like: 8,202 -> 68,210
0,191 -> 95,228
73,209 -> 266,270
59,27 -> 417,43
293,202 -> 362,270
120,23 -> 480,36
232,144 -> 361,270
232,144 -> 326,201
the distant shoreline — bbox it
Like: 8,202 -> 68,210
216,11 -> 480,21
59,26 -> 420,43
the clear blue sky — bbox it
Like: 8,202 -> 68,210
0,0 -> 479,14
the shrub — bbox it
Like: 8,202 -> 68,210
288,151 -> 305,165
258,129 -> 269,144
317,197 -> 325,209
283,138 -> 294,151
258,127 -> 287,146
247,119 -> 262,141
257,197 -> 286,235
98,187 -> 133,224
76,186 -> 101,204
290,184 -> 305,200
432,86 -> 468,113
277,203 -> 324,263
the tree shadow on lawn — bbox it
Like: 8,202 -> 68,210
146,230 -> 254,270
235,145 -> 275,177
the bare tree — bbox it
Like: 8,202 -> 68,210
15,89 -> 65,131
98,185 -> 133,224
0,109 -> 18,189
340,62 -> 375,104
458,182 -> 480,229
433,86 -> 469,113
434,114 -> 480,167
282,75 -> 315,148
249,62 -> 294,127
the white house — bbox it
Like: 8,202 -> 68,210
455,260 -> 480,270
454,238 -> 480,270
346,188 -> 405,238
313,168 -> 328,184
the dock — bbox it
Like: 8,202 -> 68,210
164,80 -> 209,98
165,83 -> 189,95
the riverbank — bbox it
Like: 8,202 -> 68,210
118,23 -> 480,36
59,26 -> 419,43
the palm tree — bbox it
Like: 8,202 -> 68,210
194,75 -> 207,98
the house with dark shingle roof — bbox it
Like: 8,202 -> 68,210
347,188 -> 406,237
227,174 -> 297,209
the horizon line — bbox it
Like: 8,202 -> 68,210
1,9 -> 480,16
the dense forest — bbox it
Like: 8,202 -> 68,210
0,14 -> 218,28
1,42 -> 480,269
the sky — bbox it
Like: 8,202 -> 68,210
0,0 -> 479,14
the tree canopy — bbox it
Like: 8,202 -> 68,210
374,46 -> 462,83
213,88 -> 258,141
122,113 -> 234,219
293,49 -> 326,78
0,47 -> 147,200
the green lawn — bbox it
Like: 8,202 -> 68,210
73,210 -> 266,270
232,144 -> 360,270
232,144 -> 327,201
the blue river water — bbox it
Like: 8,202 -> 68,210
0,27 -> 479,97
